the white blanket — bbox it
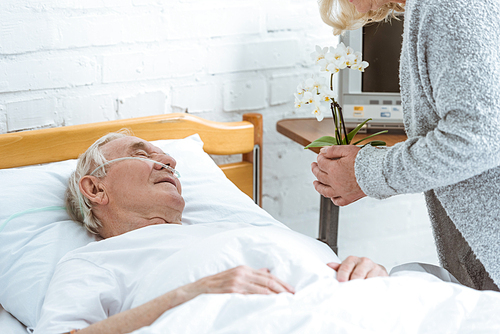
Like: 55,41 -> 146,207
126,225 -> 500,334
134,272 -> 500,334
37,223 -> 500,333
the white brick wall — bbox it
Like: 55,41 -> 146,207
165,4 -> 262,40
0,55 -> 99,93
0,0 -> 438,270
208,38 -> 300,74
171,83 -> 218,113
6,98 -> 57,131
223,75 -> 267,111
57,94 -> 116,126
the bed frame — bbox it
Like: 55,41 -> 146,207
0,112 -> 263,206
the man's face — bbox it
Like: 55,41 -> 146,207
96,136 -> 185,236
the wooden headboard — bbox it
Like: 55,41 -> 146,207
0,112 -> 263,206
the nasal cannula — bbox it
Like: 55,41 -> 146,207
89,157 -> 181,178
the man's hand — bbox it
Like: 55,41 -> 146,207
76,266 -> 294,334
192,265 -> 295,295
311,145 -> 366,206
328,256 -> 388,282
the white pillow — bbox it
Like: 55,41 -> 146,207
0,159 -> 95,330
157,135 -> 280,227
0,134 -> 282,330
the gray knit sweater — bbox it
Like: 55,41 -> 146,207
355,0 -> 500,288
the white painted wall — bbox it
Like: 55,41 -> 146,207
0,0 -> 438,271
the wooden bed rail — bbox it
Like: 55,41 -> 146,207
0,113 -> 254,169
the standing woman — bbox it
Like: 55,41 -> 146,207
312,0 -> 500,290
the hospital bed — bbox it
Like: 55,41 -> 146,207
0,112 -> 266,333
3,113 -> 500,334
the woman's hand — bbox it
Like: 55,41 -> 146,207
311,145 -> 366,206
190,265 -> 295,295
328,256 -> 388,282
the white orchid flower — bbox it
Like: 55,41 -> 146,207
324,51 -> 336,63
317,58 -> 329,71
312,104 -> 327,121
310,45 -> 328,64
345,53 -> 357,67
326,63 -> 340,74
302,91 -> 315,105
335,42 -> 347,53
319,85 -> 336,103
295,76 -> 330,109
334,56 -> 348,70
294,93 -> 304,108
324,46 -> 348,72
295,90 -> 304,100
333,45 -> 348,59
351,60 -> 369,72
296,82 -> 304,92
304,77 -> 319,90
352,52 -> 363,65
311,44 -> 368,73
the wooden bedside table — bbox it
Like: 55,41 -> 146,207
276,117 -> 407,254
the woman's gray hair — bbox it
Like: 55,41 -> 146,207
318,0 -> 405,35
65,131 -> 130,234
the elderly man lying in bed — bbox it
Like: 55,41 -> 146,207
34,132 -> 388,334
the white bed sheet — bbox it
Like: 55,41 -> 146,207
37,221 -> 500,333
0,304 -> 27,334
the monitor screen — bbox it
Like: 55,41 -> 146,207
362,17 -> 404,93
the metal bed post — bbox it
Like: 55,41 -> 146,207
319,197 -> 339,254
252,144 -> 261,206
242,113 -> 263,207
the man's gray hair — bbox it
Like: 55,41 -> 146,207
65,131 -> 130,234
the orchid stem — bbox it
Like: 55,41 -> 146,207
329,74 -> 343,144
335,101 -> 349,145
331,102 -> 342,144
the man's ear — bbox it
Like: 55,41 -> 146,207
79,176 -> 109,206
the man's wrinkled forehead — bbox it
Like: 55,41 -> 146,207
100,136 -> 155,160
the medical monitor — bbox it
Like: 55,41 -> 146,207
338,17 -> 405,130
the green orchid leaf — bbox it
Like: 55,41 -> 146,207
346,119 -> 372,143
360,140 -> 387,148
369,140 -> 386,146
352,130 -> 388,145
304,136 -> 339,149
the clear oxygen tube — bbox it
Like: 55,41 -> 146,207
0,206 -> 66,233
89,157 -> 181,178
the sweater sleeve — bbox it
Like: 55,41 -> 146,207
355,0 -> 500,199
